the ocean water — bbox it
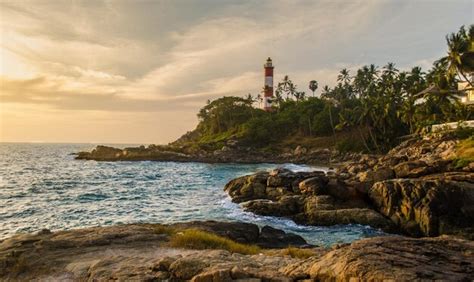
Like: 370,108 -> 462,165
0,143 -> 384,246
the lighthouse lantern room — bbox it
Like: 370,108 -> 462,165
263,57 -> 274,111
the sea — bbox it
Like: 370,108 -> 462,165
0,143 -> 384,246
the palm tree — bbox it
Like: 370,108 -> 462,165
309,80 -> 318,97
256,93 -> 263,107
337,69 -> 351,85
438,25 -> 474,87
321,85 -> 337,146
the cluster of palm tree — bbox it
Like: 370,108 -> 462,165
193,25 -> 473,152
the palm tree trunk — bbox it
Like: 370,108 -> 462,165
328,106 -> 337,146
357,126 -> 371,153
367,124 -> 380,153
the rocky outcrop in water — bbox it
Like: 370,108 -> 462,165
369,175 -> 474,238
225,133 -> 474,238
225,168 -> 396,232
75,142 -> 361,165
1,223 -> 472,281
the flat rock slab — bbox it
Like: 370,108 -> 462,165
1,224 -> 473,281
303,235 -> 474,281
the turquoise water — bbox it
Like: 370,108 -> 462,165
0,143 -> 383,246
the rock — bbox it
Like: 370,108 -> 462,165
298,176 -> 329,196
243,195 -> 304,217
224,172 -> 269,203
2,222 -> 473,281
265,186 -> 294,200
357,167 -> 394,183
393,160 -> 433,178
171,221 -> 260,245
304,195 -> 336,211
151,257 -> 175,271
369,178 -> 474,238
422,171 -> 474,183
191,269 -> 232,282
257,226 -> 308,248
267,168 -> 296,187
326,176 -> 357,200
294,145 -> 307,156
169,258 -> 209,280
303,207 -> 394,231
306,236 -> 474,281
172,220 -> 309,249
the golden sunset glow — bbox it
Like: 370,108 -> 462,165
1,0 -> 472,143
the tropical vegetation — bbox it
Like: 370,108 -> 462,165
175,25 -> 473,153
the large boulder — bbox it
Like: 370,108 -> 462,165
224,171 -> 269,203
243,195 -> 304,217
300,195 -> 394,231
369,177 -> 474,238
303,236 -> 474,281
298,175 -> 329,196
303,207 -> 395,231
267,168 -> 325,189
257,226 -> 308,248
393,160 -> 433,178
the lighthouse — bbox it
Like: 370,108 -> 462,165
263,57 -> 274,111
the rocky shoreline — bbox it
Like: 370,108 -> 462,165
224,132 -> 474,239
3,132 -> 472,280
75,142 -> 363,166
1,221 -> 473,281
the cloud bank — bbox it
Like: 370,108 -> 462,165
0,0 -> 472,143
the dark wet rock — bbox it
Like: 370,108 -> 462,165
369,177 -> 474,238
224,172 -> 269,203
258,226 -> 308,249
298,175 -> 329,195
393,160 -> 434,178
243,195 -> 304,217
171,221 -> 260,245
303,208 -> 395,231
171,220 -> 308,249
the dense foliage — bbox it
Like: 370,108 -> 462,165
184,25 -> 473,153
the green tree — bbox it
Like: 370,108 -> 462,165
309,80 -> 318,97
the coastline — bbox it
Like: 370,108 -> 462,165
1,221 -> 473,281
2,131 -> 472,280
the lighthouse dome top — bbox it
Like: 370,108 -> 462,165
264,57 -> 273,68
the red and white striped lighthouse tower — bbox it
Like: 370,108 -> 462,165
263,57 -> 274,111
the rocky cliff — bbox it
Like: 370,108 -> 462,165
224,132 -> 474,238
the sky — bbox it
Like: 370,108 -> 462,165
0,0 -> 473,144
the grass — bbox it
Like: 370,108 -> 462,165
141,224 -> 176,236
454,136 -> 474,168
280,247 -> 316,259
152,225 -> 176,236
169,229 -> 261,255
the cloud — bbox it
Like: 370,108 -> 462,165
1,0 -> 473,142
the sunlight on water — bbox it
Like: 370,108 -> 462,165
0,143 -> 384,246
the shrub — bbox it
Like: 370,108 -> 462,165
169,229 -> 260,255
454,125 -> 474,139
336,137 -> 366,153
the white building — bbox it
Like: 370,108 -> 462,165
458,74 -> 474,105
